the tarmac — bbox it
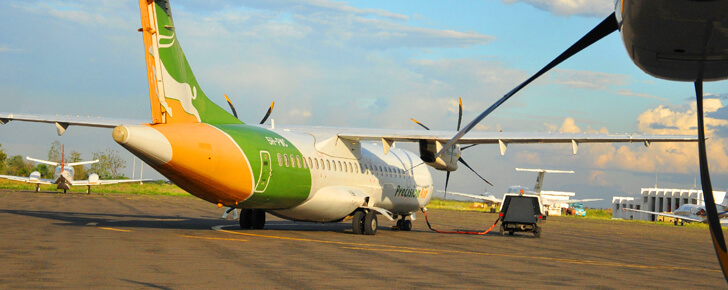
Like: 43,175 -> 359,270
0,189 -> 725,288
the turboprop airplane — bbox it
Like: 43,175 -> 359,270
432,1 -> 728,280
450,168 -> 602,215
622,194 -> 728,225
0,0 -> 699,236
0,146 -> 147,193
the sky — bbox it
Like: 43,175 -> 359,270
1,0 -> 727,208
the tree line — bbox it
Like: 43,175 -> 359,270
0,141 -> 127,180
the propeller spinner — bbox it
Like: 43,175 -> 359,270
411,97 -> 492,199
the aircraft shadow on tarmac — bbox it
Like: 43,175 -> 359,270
0,208 -> 365,234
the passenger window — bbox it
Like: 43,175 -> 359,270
315,158 -> 319,169
327,160 -> 331,171
343,161 -> 348,173
348,163 -> 353,173
307,157 -> 313,169
296,155 -> 302,168
337,161 -> 342,172
290,155 -> 296,168
283,154 -> 289,167
277,153 -> 283,166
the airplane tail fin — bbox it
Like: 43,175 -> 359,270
138,0 -> 242,125
515,168 -> 574,194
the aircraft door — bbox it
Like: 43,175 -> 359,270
255,151 -> 272,193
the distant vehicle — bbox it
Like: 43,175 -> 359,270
568,203 -> 587,217
498,193 -> 544,238
0,145 -> 148,193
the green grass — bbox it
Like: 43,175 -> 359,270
0,179 -> 190,196
427,199 -> 497,212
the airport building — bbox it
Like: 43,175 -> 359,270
612,188 -> 727,221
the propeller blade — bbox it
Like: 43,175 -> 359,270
260,101 -> 275,124
410,118 -> 431,130
695,79 -> 728,281
458,157 -> 493,186
435,12 -> 620,158
457,97 -> 463,131
224,95 -> 238,119
444,171 -> 451,200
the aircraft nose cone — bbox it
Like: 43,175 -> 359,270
112,126 -> 129,143
113,125 -> 173,166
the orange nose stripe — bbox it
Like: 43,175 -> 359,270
151,123 -> 254,204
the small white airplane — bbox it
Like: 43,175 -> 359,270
622,195 -> 728,225
0,146 -> 148,193
450,168 -> 601,215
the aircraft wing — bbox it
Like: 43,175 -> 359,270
0,113 -> 142,129
0,175 -> 54,184
622,208 -> 704,223
542,198 -> 603,205
449,191 -> 502,204
73,179 -> 153,186
276,125 -> 698,154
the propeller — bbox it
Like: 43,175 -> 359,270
224,95 -> 275,125
411,97 -> 492,199
435,12 -> 620,159
259,101 -> 275,125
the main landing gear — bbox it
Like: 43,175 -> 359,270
395,218 -> 412,231
352,209 -> 378,235
239,209 -> 266,230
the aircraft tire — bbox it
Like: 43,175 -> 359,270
394,219 -> 403,230
251,210 -> 266,229
352,211 -> 366,234
400,220 -> 412,231
239,209 -> 253,229
363,210 -> 378,235
533,225 -> 541,238
500,224 -> 505,236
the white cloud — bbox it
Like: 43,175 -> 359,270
502,0 -> 614,17
615,89 -> 668,102
524,99 -> 728,175
551,69 -> 627,90
0,45 -> 22,53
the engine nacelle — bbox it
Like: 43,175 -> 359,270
88,173 -> 100,184
29,171 -> 41,181
270,186 -> 368,222
418,140 -> 459,171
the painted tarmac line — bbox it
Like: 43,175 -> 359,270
342,246 -> 439,255
180,234 -> 248,242
213,224 -> 719,273
98,227 -> 132,232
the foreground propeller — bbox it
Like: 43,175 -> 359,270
435,13 -> 620,158
411,97 -> 492,199
224,95 -> 275,125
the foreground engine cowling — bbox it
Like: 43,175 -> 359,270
270,186 -> 368,222
29,171 -> 41,181
418,140 -> 459,171
88,173 -> 100,184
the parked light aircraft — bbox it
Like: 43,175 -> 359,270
622,194 -> 728,225
450,168 -> 601,214
431,0 -> 728,280
0,0 -> 699,236
0,146 -> 147,193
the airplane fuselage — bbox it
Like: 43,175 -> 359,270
617,0 -> 728,82
114,123 -> 433,223
52,165 -> 74,190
